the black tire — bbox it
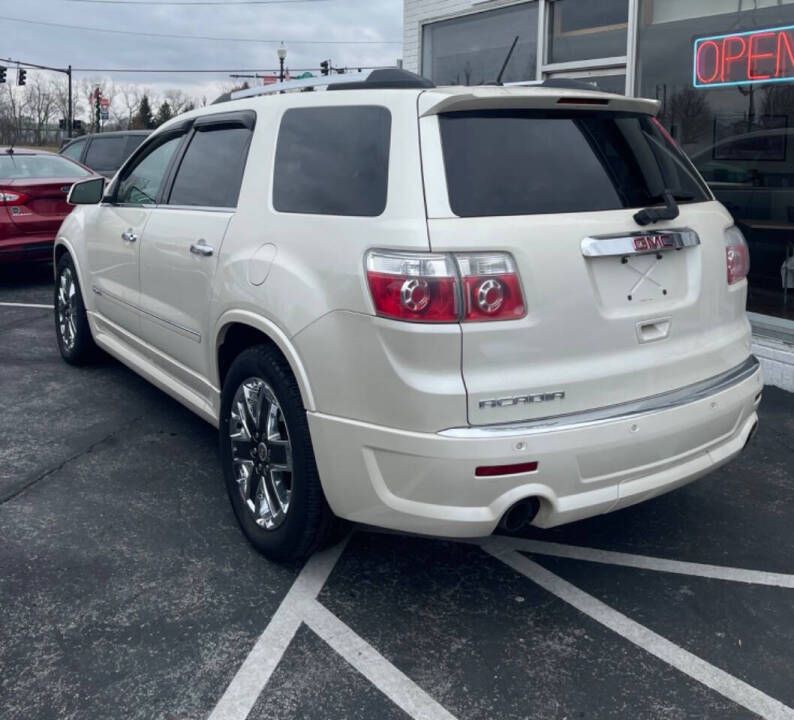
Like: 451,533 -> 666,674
220,344 -> 337,562
54,254 -> 97,365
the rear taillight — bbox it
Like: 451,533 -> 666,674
365,250 -> 525,323
457,253 -> 525,322
366,251 -> 458,322
725,226 -> 750,285
0,190 -> 29,205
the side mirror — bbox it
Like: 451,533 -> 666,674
67,177 -> 106,205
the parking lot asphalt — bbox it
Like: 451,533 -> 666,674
1,262 -> 792,720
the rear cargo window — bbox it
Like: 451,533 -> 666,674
439,110 -> 710,218
273,106 -> 391,217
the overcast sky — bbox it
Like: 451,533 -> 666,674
1,0 -> 403,105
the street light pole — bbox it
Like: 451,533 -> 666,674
278,43 -> 287,84
67,65 -> 72,139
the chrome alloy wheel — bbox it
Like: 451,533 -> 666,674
229,378 -> 293,530
57,267 -> 78,352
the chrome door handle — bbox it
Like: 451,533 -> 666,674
121,229 -> 138,243
190,239 -> 214,257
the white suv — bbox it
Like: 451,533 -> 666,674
54,69 -> 762,561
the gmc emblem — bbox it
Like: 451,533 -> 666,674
633,234 -> 674,252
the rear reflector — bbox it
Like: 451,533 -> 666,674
475,461 -> 538,477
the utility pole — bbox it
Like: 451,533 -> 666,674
94,87 -> 101,134
67,65 -> 72,139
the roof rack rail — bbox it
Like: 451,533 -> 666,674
230,68 -> 434,100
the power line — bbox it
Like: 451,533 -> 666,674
71,67 -> 326,73
6,56 -> 384,75
56,0 -> 328,4
0,14 -> 402,44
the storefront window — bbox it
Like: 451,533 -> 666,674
547,0 -> 629,64
638,0 -> 794,321
421,3 -> 538,86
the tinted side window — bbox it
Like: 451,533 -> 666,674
168,125 -> 253,208
61,139 -> 85,162
273,106 -> 391,217
124,135 -> 148,158
84,137 -> 127,170
116,134 -> 183,205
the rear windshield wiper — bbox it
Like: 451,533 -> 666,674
633,189 -> 688,226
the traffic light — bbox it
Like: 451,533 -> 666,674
17,69 -> 26,86
59,118 -> 65,130
320,60 -> 329,76
0,67 -> 6,84
73,119 -> 83,132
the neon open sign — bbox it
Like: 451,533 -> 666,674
694,25 -> 794,88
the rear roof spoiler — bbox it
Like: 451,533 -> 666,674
418,87 -> 660,117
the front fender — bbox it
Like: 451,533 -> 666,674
53,210 -> 93,313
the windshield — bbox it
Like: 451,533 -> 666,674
439,110 -> 711,218
0,154 -> 91,180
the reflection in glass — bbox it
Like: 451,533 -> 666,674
637,0 -> 794,320
421,3 -> 538,86
547,0 -> 628,64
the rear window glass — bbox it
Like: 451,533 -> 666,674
439,110 -> 710,218
84,137 -> 128,170
61,139 -> 85,162
0,154 -> 91,179
273,106 -> 391,217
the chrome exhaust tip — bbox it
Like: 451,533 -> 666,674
498,498 -> 540,534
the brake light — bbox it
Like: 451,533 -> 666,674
365,250 -> 525,323
457,253 -> 525,321
366,251 -> 458,322
0,190 -> 29,205
725,226 -> 750,285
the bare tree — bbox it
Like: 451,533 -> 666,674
118,84 -> 142,130
0,83 -> 27,145
24,74 -> 56,146
163,89 -> 193,116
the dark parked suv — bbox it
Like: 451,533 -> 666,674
60,130 -> 151,178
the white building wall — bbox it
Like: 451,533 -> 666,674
403,0 -> 531,75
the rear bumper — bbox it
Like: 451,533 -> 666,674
308,356 -> 763,537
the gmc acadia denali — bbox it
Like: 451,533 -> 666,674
53,69 -> 762,561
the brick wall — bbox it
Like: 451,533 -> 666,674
403,0 -> 531,74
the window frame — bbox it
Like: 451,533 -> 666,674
107,111 -> 255,209
107,122 -> 192,207
416,0 -> 640,98
163,110 -> 256,211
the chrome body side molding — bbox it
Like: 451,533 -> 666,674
440,356 -> 760,438
92,285 -> 201,343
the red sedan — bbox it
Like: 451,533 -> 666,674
0,148 -> 98,263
